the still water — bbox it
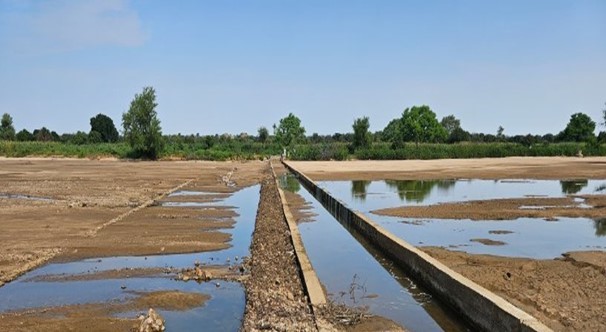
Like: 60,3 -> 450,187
0,185 -> 260,331
282,176 -> 470,332
318,179 -> 606,258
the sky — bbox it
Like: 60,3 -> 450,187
0,0 -> 605,136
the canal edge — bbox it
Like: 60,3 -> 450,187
282,160 -> 553,332
270,161 -> 336,331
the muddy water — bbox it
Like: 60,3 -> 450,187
318,180 -> 606,258
282,176 -> 470,332
0,185 -> 260,331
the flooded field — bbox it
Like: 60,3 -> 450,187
0,185 -> 260,331
318,179 -> 606,258
280,175 -> 470,331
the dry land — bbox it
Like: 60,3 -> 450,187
290,157 -> 606,331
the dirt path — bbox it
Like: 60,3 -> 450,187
242,167 -> 318,331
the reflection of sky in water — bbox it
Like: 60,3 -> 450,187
167,190 -> 216,197
318,180 -> 606,259
0,185 -> 259,331
293,180 -> 467,332
0,277 -> 244,332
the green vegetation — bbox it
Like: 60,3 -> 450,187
90,113 -> 119,143
274,113 -> 305,157
1,93 -> 605,161
0,113 -> 16,141
122,87 -> 164,159
352,117 -> 372,151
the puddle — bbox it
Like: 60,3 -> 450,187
318,180 -> 606,259
0,193 -> 54,202
282,175 -> 469,332
0,185 -> 260,331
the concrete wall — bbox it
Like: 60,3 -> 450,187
283,161 -> 552,332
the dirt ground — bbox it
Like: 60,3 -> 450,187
242,167 -> 318,331
288,157 -> 606,331
0,158 -> 264,286
289,157 -> 606,180
373,196 -> 606,220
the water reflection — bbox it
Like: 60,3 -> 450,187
384,180 -> 456,203
350,180 -> 371,202
278,174 -> 300,193
560,180 -> 589,194
595,218 -> 606,237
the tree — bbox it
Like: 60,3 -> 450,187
399,105 -> 447,145
257,126 -> 269,144
122,86 -> 164,159
16,129 -> 33,141
602,102 -> 606,127
381,118 -> 401,143
557,112 -> 596,142
274,113 -> 305,157
34,127 -> 53,141
447,127 -> 471,143
352,116 -> 372,150
440,115 -> 461,135
71,131 -> 89,145
90,113 -> 119,143
496,126 -> 505,140
0,113 -> 16,141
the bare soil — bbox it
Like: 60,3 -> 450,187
422,247 -> 606,331
372,196 -> 606,220
289,157 -> 606,181
0,158 -> 264,285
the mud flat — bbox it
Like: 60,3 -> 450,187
0,158 -> 264,285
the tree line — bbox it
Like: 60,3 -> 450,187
1,86 -> 605,160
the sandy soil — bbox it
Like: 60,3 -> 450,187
373,196 -> 606,220
0,158 -> 264,286
288,157 -> 606,180
422,247 -> 606,331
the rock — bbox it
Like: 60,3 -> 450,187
138,308 -> 165,332
182,275 -> 190,282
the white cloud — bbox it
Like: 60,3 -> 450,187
1,0 -> 146,54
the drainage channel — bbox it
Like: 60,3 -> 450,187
279,174 -> 470,331
0,185 -> 260,331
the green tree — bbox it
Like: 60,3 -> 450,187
34,127 -> 53,141
257,126 -> 269,143
71,131 -> 89,145
602,102 -> 606,127
558,112 -> 596,142
496,126 -> 505,140
16,129 -> 33,141
0,113 -> 16,141
90,113 -> 119,143
440,115 -> 461,135
352,116 -> 372,150
274,113 -> 305,157
381,118 -> 401,143
122,86 -> 164,159
399,105 -> 447,145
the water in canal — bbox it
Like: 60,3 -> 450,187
281,175 -> 470,331
0,185 -> 260,331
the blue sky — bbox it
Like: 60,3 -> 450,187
1,0 -> 605,136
